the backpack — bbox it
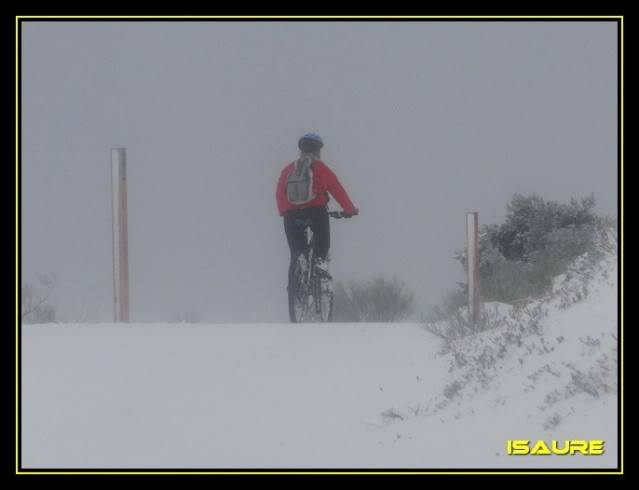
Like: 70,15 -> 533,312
286,154 -> 316,205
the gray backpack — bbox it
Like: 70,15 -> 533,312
286,154 -> 316,205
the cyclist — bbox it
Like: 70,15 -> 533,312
276,132 -> 358,307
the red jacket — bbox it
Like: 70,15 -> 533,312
276,159 -> 356,216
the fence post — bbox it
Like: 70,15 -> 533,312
466,212 -> 480,324
111,148 -> 130,322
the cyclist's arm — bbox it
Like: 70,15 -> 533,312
319,162 -> 357,215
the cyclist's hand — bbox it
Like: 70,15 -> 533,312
343,208 -> 359,218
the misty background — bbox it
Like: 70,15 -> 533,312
21,21 -> 618,323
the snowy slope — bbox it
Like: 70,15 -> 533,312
22,241 -> 618,469
375,243 -> 618,469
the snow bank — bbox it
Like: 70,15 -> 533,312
22,242 -> 618,469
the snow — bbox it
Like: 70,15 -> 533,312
22,248 -> 618,469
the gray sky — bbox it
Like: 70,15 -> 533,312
21,21 -> 618,323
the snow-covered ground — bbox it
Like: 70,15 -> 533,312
21,242 -> 618,469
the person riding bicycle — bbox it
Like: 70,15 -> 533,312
276,132 -> 358,301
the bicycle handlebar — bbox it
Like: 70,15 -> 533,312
328,210 -> 358,219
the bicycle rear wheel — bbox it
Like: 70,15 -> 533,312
289,255 -> 334,323
316,274 -> 334,323
289,254 -> 312,323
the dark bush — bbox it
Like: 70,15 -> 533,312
454,194 -> 601,304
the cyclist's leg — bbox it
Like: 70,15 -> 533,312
310,206 -> 331,275
310,206 -> 330,261
309,206 -> 333,321
284,212 -> 305,322
283,210 -> 307,291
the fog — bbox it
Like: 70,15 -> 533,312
21,21 -> 618,323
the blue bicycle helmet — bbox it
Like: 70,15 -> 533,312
298,132 -> 324,153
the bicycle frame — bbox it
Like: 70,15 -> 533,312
288,210 -> 351,323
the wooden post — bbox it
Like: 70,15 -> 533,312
111,148 -> 130,322
466,212 -> 480,324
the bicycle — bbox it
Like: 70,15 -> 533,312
288,210 -> 351,323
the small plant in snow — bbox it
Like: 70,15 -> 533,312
381,409 -> 404,423
443,380 -> 464,400
543,412 -> 563,430
578,336 -> 601,348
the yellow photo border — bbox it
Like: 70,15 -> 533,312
14,14 -> 624,476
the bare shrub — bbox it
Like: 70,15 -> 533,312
21,274 -> 57,324
423,288 -> 467,323
333,276 -> 414,322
